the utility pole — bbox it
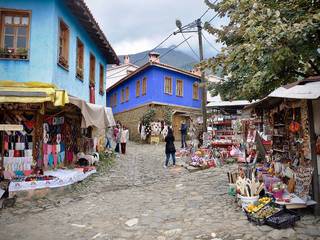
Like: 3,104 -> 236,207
196,19 -> 207,132
174,19 -> 208,132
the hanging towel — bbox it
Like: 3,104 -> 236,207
47,144 -> 52,154
52,144 -> 57,154
67,151 -> 73,163
56,144 -> 61,153
43,143 -> 48,155
48,153 -> 54,166
53,154 -> 58,167
60,143 -> 65,153
43,154 -> 49,168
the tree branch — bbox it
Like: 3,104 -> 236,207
308,60 -> 320,75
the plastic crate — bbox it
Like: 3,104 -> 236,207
244,202 -> 282,226
266,209 -> 300,229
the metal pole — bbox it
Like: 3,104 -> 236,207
307,100 -> 320,216
197,19 -> 207,132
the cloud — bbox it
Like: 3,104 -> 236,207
85,0 -> 225,57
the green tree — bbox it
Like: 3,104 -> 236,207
203,0 -> 320,101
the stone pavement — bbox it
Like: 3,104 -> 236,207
0,142 -> 320,240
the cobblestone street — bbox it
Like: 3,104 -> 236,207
1,142 -> 320,240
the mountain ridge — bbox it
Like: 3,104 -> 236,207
119,48 -> 198,70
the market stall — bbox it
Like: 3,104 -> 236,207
0,81 -> 115,197
232,77 -> 320,227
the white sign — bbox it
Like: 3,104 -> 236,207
0,124 -> 23,131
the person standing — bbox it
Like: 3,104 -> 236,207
180,120 -> 188,148
105,126 -> 113,149
120,126 -> 129,154
164,127 -> 176,168
114,124 -> 120,153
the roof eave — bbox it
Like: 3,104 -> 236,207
65,0 -> 119,64
106,62 -> 202,92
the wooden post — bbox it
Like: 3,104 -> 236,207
1,132 -> 3,177
307,99 -> 320,215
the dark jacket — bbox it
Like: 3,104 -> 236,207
165,135 -> 176,154
180,123 -> 187,135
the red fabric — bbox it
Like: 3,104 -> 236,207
90,86 -> 95,104
24,120 -> 35,129
14,150 -> 21,157
67,151 -> 73,163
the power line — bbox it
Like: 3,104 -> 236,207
207,11 -> 219,23
160,36 -> 192,59
181,32 -> 199,59
108,36 -> 193,79
199,7 -> 210,19
202,32 -> 220,53
107,32 -> 174,78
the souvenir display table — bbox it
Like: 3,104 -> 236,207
8,167 -> 96,193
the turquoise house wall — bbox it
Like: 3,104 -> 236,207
107,65 -> 201,114
0,0 -> 108,106
52,0 -> 107,106
0,0 -> 55,83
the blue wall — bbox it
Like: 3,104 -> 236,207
0,0 -> 55,83
107,65 -> 201,114
0,0 -> 108,106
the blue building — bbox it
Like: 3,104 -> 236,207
106,52 -> 202,140
0,0 -> 119,106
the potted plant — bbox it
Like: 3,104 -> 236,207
6,48 -> 14,58
0,48 -> 12,58
16,48 -> 28,59
59,56 -> 69,68
76,66 -> 84,79
0,48 -> 6,58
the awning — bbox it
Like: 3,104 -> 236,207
0,81 -> 69,106
269,80 -> 320,100
244,76 -> 320,110
69,96 -> 115,129
207,100 -> 251,108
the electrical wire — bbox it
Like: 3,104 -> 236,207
202,32 -> 220,53
181,32 -> 199,59
160,36 -> 192,59
107,32 -> 174,78
207,11 -> 219,23
199,7 -> 210,19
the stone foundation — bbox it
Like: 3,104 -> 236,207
114,103 -> 201,142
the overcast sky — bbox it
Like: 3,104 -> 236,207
86,0 -> 226,59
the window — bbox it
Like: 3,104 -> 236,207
142,77 -> 147,96
0,10 -> 30,59
164,76 -> 172,95
193,82 -> 199,100
76,38 -> 84,80
176,79 -> 183,97
89,53 -> 96,86
121,88 -> 125,103
125,86 -> 129,102
110,93 -> 117,107
99,64 -> 104,95
136,80 -> 140,97
58,19 -> 69,68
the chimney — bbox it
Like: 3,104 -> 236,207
148,51 -> 160,63
191,67 -> 201,76
124,55 -> 130,64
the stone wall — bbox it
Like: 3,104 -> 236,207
114,105 -> 151,141
114,103 -> 201,142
